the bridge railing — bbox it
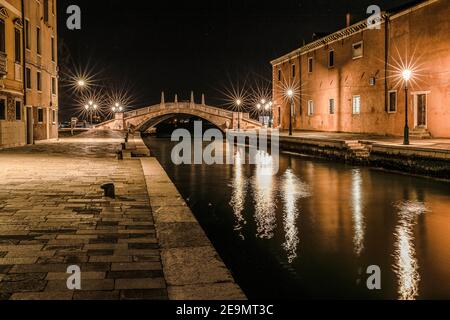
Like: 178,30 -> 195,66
124,102 -> 235,119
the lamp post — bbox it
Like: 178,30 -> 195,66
268,101 -> 273,128
287,89 -> 294,136
402,69 -> 412,145
84,100 -> 97,126
112,102 -> 124,114
256,103 -> 262,124
265,103 -> 271,128
236,99 -> 242,131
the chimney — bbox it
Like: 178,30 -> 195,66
346,13 -> 351,27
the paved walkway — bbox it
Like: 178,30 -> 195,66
278,131 -> 450,151
0,131 -> 167,300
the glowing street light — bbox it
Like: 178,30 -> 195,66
286,89 -> 294,136
84,101 -> 98,125
112,103 -> 124,114
402,69 -> 412,82
235,99 -> 243,131
402,69 -> 412,145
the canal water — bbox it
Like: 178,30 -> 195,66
144,136 -> 450,300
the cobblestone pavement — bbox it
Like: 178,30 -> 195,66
0,130 -> 167,300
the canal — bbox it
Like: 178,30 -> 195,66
144,136 -> 450,300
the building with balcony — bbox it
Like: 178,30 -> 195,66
271,0 -> 450,138
0,0 -> 58,148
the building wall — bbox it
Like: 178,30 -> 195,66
0,0 -> 58,148
272,0 -> 450,138
25,0 -> 58,141
0,0 -> 26,147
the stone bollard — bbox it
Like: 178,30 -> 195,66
101,183 -> 116,199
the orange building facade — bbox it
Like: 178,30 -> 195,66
0,0 -> 58,148
271,0 -> 450,138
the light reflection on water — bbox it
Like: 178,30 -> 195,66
229,151 -> 247,239
351,169 -> 365,257
145,137 -> 450,299
394,201 -> 427,300
281,169 -> 310,263
252,151 -> 277,239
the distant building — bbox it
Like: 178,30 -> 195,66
0,0 -> 58,148
271,0 -> 450,138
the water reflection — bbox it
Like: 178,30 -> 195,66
351,169 -> 365,256
253,151 -> 277,239
393,201 -> 427,300
229,151 -> 247,239
281,169 -> 310,263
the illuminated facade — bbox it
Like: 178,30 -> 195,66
271,0 -> 450,138
0,0 -> 58,148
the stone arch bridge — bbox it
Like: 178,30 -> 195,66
95,93 -> 262,133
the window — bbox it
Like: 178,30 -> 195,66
15,28 -> 21,63
52,109 -> 57,124
0,19 -> 5,53
51,37 -> 55,61
307,100 -> 314,116
15,100 -> 22,120
278,69 -> 281,81
26,68 -> 32,89
51,77 -> 57,95
352,41 -> 363,59
38,108 -> 44,123
329,98 -> 335,114
37,71 -> 42,91
308,58 -> 313,73
0,98 -> 5,120
25,20 -> 30,49
328,50 -> 335,68
291,64 -> 296,78
352,95 -> 361,114
388,91 -> 397,113
44,0 -> 49,23
37,27 -> 41,55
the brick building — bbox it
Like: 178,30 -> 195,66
271,0 -> 450,138
0,0 -> 58,148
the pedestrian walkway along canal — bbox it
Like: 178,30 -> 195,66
144,136 -> 450,300
0,131 -> 167,300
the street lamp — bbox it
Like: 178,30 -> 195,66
236,99 -> 242,131
287,89 -> 294,136
256,103 -> 262,123
85,101 -> 97,125
402,69 -> 412,145
268,101 -> 273,128
77,79 -> 86,88
265,103 -> 271,128
112,103 -> 124,114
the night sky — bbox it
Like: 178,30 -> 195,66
57,0 -> 414,121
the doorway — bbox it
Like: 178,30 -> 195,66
26,107 -> 33,144
414,93 -> 427,128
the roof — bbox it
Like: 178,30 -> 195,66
271,0 -> 436,66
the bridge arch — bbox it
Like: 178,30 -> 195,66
95,101 -> 262,133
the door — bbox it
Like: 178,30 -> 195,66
416,94 -> 427,127
26,107 -> 33,145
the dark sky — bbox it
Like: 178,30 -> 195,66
57,0 -> 413,120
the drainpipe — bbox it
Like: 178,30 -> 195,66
21,0 -> 31,144
21,0 -> 26,107
384,14 -> 390,112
